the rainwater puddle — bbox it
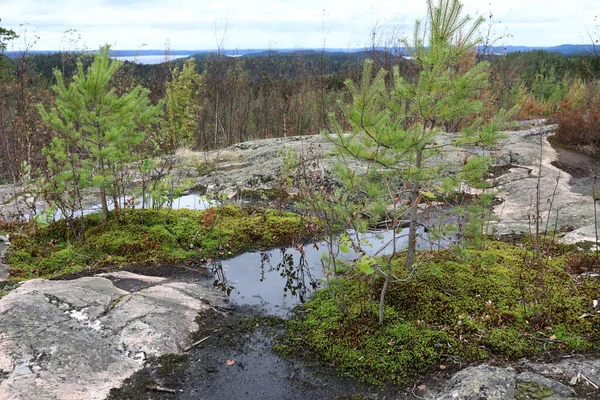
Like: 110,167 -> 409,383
27,193 -> 214,221
209,227 -> 450,316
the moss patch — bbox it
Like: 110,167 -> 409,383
516,381 -> 555,400
282,242 -> 600,386
0,281 -> 18,299
6,205 -> 312,280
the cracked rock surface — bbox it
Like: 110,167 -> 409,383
490,124 -> 596,243
428,363 -> 584,400
0,273 -> 225,400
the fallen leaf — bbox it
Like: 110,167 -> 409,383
439,364 -> 447,370
226,359 -> 235,366
415,384 -> 427,394
549,335 -> 556,341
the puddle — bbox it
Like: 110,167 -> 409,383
26,193 -> 214,221
209,227 -> 450,316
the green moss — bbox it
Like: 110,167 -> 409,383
6,205 -> 312,280
110,294 -> 126,309
484,328 -> 537,359
193,161 -> 214,176
283,241 -> 600,386
516,381 -> 554,400
237,188 -> 286,202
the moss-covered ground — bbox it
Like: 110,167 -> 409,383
5,205 -> 313,280
279,241 -> 600,386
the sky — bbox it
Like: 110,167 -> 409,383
2,0 -> 600,51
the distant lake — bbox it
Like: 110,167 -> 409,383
111,55 -> 190,64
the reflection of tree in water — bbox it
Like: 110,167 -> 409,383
260,248 -> 318,303
208,247 -> 319,303
210,260 -> 234,296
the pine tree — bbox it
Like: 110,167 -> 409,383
0,19 -> 17,52
39,46 -> 162,226
326,0 -> 511,323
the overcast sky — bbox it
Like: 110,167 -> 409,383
2,0 -> 599,51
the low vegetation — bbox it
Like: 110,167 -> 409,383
280,241 -> 600,385
5,206 -> 312,279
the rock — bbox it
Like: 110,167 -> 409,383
526,356 -> 600,390
487,125 -> 595,240
516,371 -> 576,399
428,364 -> 517,399
428,363 -> 586,399
0,273 -> 225,400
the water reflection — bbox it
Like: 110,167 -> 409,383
25,193 -> 214,221
208,226 -> 451,316
259,250 -> 319,302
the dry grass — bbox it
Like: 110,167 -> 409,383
556,106 -> 600,146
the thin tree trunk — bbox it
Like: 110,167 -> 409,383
97,126 -> 108,225
405,150 -> 422,269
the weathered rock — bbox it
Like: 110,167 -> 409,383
487,125 -> 596,242
516,371 -> 576,400
428,364 -> 517,399
0,273 -> 225,400
526,356 -> 600,392
0,242 -> 8,281
428,364 -> 584,400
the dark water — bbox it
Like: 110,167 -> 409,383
210,227 -> 448,316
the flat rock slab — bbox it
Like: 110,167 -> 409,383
428,363 -> 584,399
490,125 -> 596,243
0,273 -> 225,400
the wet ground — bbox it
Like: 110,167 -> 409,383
107,305 -> 443,400
552,145 -> 600,196
98,226 -> 454,400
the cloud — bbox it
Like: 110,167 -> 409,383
2,0 -> 599,50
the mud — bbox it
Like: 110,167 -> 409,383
108,307 -> 442,400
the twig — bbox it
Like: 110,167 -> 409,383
580,373 -> 600,389
184,335 -> 211,352
146,385 -> 177,394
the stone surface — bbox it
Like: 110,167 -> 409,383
173,124 -> 599,245
516,371 -> 576,399
0,273 -> 225,400
427,363 -> 590,399
488,125 -> 595,242
526,356 -> 600,389
428,365 -> 517,399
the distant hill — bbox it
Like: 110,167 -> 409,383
4,44 -> 600,63
491,44 -> 598,55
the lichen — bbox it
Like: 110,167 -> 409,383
516,381 -> 555,400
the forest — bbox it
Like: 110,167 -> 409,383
2,32 -> 600,183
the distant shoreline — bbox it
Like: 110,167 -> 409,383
112,55 -> 190,65
3,44 -> 598,59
